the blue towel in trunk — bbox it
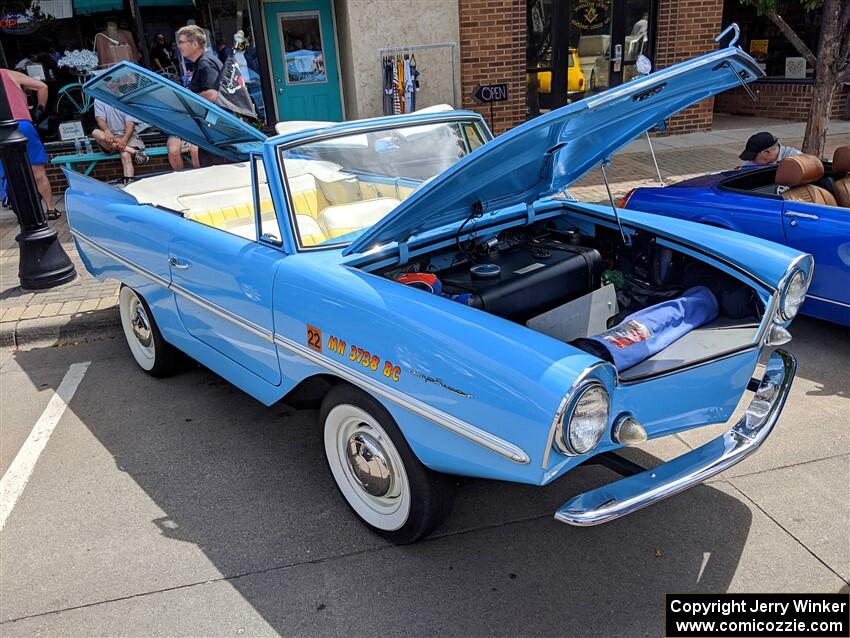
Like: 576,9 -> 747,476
574,285 -> 719,371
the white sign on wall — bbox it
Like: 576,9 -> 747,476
785,57 -> 807,79
58,121 -> 85,141
25,64 -> 45,80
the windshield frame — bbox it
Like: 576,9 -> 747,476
273,113 -> 491,252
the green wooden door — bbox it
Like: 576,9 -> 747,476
263,0 -> 343,121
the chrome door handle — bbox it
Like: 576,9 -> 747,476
784,211 -> 819,221
168,257 -> 190,269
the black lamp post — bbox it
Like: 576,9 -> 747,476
0,77 -> 75,290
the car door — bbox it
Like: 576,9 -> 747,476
782,198 -> 850,308
168,157 -> 283,385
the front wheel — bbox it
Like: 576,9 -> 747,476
320,384 -> 455,544
118,285 -> 182,377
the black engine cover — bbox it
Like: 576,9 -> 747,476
440,244 -> 602,322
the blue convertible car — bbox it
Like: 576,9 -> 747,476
622,147 -> 850,325
66,43 -> 807,543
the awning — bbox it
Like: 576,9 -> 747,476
72,0 -> 122,14
137,0 -> 194,7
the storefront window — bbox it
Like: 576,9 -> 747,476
1,0 -> 268,141
280,11 -> 326,85
527,0 -> 654,118
722,0 -> 821,79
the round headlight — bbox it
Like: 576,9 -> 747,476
779,269 -> 807,321
561,383 -> 609,455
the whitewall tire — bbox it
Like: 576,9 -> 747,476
118,285 -> 181,377
320,384 -> 454,544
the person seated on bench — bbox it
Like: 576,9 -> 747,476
92,98 -> 149,185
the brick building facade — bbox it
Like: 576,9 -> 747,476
715,83 -> 850,122
653,0 -> 724,133
39,0 -> 847,188
458,0 -> 527,135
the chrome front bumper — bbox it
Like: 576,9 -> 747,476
555,349 -> 796,526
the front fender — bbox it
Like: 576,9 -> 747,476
272,253 -> 601,483
270,250 -> 784,487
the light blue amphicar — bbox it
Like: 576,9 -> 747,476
65,36 -> 808,543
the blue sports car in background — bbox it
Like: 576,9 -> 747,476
621,148 -> 850,325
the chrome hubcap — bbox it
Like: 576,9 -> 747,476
131,301 -> 152,347
346,432 -> 392,497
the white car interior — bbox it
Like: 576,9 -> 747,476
122,108 -> 478,246
123,159 -> 411,245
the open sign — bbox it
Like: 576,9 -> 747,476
1,13 -> 38,35
472,83 -> 508,104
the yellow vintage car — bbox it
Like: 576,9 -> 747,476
530,48 -> 586,95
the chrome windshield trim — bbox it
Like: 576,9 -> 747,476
555,349 -> 796,526
273,333 -> 530,464
71,230 -> 171,289
274,115 -> 491,254
71,230 -> 274,342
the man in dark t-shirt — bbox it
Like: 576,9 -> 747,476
167,24 -> 226,169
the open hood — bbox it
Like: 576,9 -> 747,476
84,62 -> 266,162
344,46 -> 762,256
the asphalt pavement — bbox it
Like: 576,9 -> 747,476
0,315 -> 847,636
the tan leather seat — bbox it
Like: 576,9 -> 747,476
783,184 -> 839,206
776,154 -> 837,206
832,145 -> 850,208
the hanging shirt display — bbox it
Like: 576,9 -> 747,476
382,56 -> 394,115
392,61 -> 401,115
404,55 -> 415,113
382,49 -> 422,115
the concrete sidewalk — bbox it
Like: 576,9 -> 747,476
2,117 -> 848,348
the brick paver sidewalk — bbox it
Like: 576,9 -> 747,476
2,121 -> 848,347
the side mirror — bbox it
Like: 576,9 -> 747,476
636,55 -> 652,76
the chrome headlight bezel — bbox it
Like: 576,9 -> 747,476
554,381 -> 610,456
777,268 -> 808,322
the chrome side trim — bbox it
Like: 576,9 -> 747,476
71,230 -> 171,289
76,229 -> 526,464
807,294 -> 850,309
554,349 -> 796,526
273,333 -> 530,464
71,230 -> 274,342
169,282 -> 274,341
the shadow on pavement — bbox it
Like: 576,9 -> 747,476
783,316 -> 849,399
8,340 -> 761,636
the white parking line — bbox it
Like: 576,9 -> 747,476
0,361 -> 91,532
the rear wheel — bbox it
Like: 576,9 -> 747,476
118,285 -> 182,377
320,384 -> 454,544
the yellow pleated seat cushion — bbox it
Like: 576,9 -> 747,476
187,200 -> 275,230
318,198 -> 400,239
297,215 -> 328,246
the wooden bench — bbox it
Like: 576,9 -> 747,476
50,146 -> 170,176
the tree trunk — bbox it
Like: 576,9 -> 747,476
802,0 -> 842,156
803,69 -> 837,156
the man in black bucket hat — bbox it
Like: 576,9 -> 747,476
739,131 -> 802,165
